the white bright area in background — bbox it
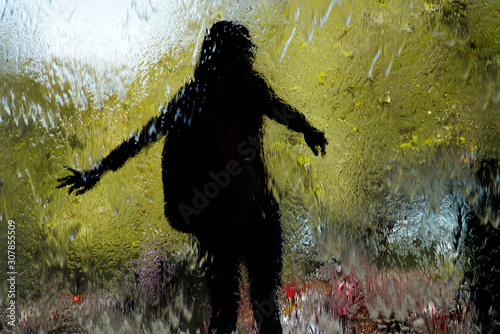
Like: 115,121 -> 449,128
0,0 -> 267,112
0,0 -> 232,75
0,0 -> 257,113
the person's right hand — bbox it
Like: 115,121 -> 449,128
57,167 -> 100,195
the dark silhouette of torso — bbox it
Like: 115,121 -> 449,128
163,72 -> 272,232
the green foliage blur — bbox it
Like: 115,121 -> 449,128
0,0 -> 499,300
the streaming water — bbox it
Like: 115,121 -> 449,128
1,0 -> 499,332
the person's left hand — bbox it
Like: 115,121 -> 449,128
57,167 -> 100,195
305,128 -> 327,156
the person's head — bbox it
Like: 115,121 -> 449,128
195,21 -> 255,77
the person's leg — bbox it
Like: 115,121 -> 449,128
197,234 -> 241,334
242,202 -> 283,334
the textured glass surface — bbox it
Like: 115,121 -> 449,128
1,0 -> 498,332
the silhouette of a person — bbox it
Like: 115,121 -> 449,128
455,158 -> 499,333
58,21 -> 327,333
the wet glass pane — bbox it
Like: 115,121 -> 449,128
1,0 -> 498,333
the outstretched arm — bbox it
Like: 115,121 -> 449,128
57,107 -> 172,195
265,95 -> 328,156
